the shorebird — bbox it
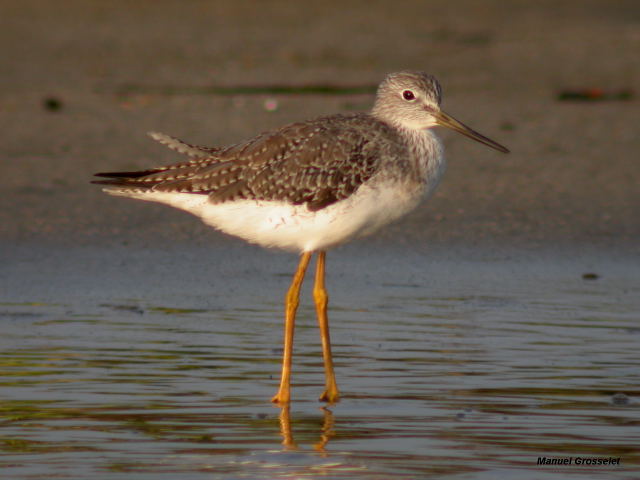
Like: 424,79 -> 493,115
93,71 -> 508,404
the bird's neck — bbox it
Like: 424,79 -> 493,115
370,113 -> 446,190
396,125 -> 444,178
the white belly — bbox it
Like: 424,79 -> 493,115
105,181 -> 427,253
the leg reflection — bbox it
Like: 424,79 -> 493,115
278,403 -> 297,449
313,407 -> 335,454
277,405 -> 336,452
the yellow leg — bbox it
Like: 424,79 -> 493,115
271,251 -> 312,404
314,251 -> 340,403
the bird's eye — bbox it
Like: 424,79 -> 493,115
402,90 -> 415,101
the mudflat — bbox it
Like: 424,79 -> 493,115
0,0 -> 637,252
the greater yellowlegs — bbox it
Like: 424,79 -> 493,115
93,71 -> 509,404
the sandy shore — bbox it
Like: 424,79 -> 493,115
0,0 -> 638,253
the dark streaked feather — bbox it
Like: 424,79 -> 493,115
93,114 -> 399,211
148,131 -> 222,158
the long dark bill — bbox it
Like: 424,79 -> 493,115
436,111 -> 509,154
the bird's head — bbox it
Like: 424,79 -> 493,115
373,71 -> 509,153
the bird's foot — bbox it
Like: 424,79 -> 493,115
318,387 -> 340,404
271,390 -> 290,405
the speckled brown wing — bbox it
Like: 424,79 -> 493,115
93,133 -> 226,182
92,154 -> 226,186
94,114 -> 391,212
160,114 -> 392,211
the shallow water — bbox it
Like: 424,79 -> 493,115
1,245 -> 639,479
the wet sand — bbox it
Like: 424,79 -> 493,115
0,0 -> 638,251
1,1 -> 639,478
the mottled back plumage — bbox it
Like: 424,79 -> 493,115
94,113 -> 409,212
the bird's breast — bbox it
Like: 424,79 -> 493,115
389,127 -> 446,197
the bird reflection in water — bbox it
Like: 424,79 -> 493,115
277,404 -> 335,453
